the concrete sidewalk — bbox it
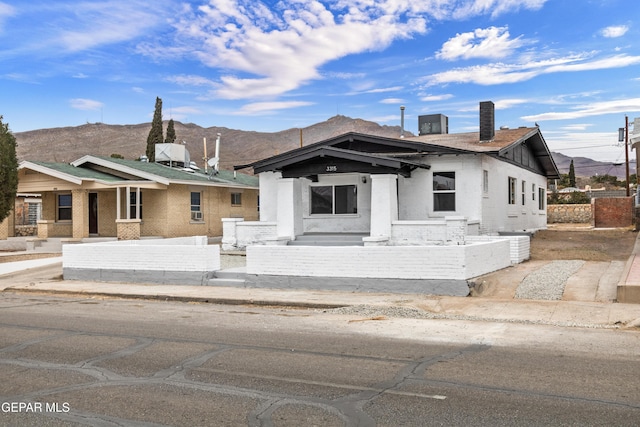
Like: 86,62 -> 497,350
1,256 -> 640,329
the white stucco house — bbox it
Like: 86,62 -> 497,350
221,102 -> 560,295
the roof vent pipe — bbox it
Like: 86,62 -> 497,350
479,101 -> 495,142
400,105 -> 405,138
214,133 -> 221,171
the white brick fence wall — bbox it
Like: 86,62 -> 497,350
63,236 -> 220,285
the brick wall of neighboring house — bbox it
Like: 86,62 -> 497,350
592,197 -> 634,228
547,204 -> 592,223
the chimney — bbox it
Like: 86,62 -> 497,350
400,105 -> 405,138
479,101 -> 495,142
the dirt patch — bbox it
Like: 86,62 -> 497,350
0,252 -> 61,263
531,227 -> 637,261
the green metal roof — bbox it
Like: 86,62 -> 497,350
97,156 -> 258,187
27,157 -> 258,188
30,161 -> 123,182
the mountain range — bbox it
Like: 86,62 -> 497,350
13,116 -> 634,178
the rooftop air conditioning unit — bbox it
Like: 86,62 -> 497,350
418,114 -> 448,135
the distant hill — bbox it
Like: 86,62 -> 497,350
551,152 -> 636,180
14,116 -> 411,172
14,117 -> 633,178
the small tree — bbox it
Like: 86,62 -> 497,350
145,97 -> 164,162
165,118 -> 176,144
568,159 -> 576,187
0,116 -> 18,222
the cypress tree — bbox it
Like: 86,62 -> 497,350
569,159 -> 576,187
0,116 -> 18,222
145,97 -> 163,162
165,118 -> 176,144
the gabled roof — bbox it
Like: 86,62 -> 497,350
20,156 -> 259,189
237,128 -> 560,179
253,145 -> 430,178
236,132 -> 468,173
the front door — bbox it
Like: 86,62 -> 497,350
89,192 -> 98,235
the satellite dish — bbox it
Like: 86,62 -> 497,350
207,157 -> 219,168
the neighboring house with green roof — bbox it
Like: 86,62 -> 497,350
14,145 -> 259,240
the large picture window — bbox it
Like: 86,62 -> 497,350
433,172 -> 455,211
310,185 -> 357,214
57,194 -> 72,221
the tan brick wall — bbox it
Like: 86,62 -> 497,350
0,216 -> 9,240
96,190 -> 118,236
41,193 -> 56,222
72,189 -> 88,238
117,219 -> 141,240
140,189 -> 167,237
32,184 -> 259,239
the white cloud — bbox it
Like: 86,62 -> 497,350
70,98 -> 104,111
166,75 -> 217,87
235,101 -> 314,115
0,2 -> 16,32
436,26 -> 526,60
493,98 -> 528,109
449,0 -> 547,19
600,25 -> 629,38
56,1 -> 173,52
522,98 -> 640,121
152,0 -> 547,100
380,98 -> 404,104
420,94 -> 454,102
561,124 -> 593,131
544,130 -> 624,163
424,53 -> 640,86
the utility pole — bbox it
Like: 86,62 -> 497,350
621,116 -> 630,197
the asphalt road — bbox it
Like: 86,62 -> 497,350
0,293 -> 639,426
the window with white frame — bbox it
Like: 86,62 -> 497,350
538,187 -> 546,210
191,192 -> 203,221
433,172 -> 456,211
521,180 -> 526,205
532,183 -> 536,201
129,191 -> 142,219
508,177 -> 517,205
231,192 -> 242,206
310,185 -> 357,214
57,194 -> 72,221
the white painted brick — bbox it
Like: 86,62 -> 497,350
63,237 -> 220,272
246,241 -> 510,280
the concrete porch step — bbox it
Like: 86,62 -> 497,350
207,278 -> 246,287
289,233 -> 367,246
208,267 -> 247,286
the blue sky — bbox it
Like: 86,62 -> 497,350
1,0 -> 640,162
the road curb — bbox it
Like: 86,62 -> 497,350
1,287 -> 347,309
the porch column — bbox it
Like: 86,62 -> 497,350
71,188 -> 89,239
259,171 -> 281,222
116,187 -> 121,220
276,178 -> 303,240
370,174 -> 398,238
